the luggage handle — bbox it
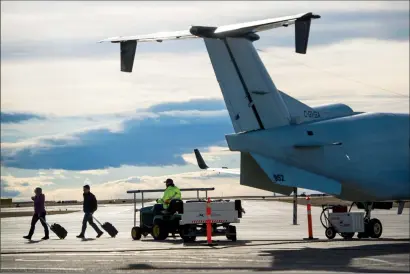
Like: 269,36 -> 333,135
92,215 -> 103,226
39,217 -> 52,229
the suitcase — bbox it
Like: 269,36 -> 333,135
93,217 -> 118,238
50,223 -> 68,239
40,217 -> 68,239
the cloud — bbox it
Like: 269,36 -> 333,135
1,36 -> 409,172
24,171 -> 274,201
2,39 -> 408,118
0,174 -> 55,199
1,179 -> 21,198
182,146 -> 237,166
1,5 -> 409,60
0,101 -> 233,170
78,170 -> 110,176
147,99 -> 226,113
1,1 -> 408,61
1,112 -> 45,124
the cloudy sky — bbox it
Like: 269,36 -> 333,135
1,1 -> 409,202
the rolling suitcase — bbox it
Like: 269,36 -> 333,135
40,217 -> 68,239
93,216 -> 118,238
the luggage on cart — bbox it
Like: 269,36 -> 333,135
93,216 -> 118,238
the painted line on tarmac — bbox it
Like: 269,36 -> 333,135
0,246 -> 222,255
15,259 -> 66,262
364,258 -> 407,266
15,258 -> 118,262
1,267 -> 84,271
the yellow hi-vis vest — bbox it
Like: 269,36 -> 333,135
157,186 -> 181,209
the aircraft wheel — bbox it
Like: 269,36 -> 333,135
131,226 -> 142,240
369,218 -> 383,238
325,227 -> 336,239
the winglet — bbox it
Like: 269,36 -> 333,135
194,149 -> 209,169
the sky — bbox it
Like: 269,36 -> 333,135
1,1 -> 409,202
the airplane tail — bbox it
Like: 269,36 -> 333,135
100,12 -> 322,132
194,149 -> 209,169
204,37 -> 292,133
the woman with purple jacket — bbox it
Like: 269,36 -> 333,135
23,187 -> 49,240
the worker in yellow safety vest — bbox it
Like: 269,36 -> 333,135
156,178 -> 181,210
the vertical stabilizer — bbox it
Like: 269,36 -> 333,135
204,37 -> 291,133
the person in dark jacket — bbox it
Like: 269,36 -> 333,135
23,187 -> 49,240
76,185 -> 103,238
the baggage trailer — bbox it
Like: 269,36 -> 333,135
321,204 -> 365,239
126,188 -> 243,242
321,203 -> 385,239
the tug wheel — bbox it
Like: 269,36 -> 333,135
152,220 -> 168,241
131,226 -> 142,240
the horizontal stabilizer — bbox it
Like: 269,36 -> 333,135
100,12 -> 320,73
99,30 -> 196,43
99,13 -> 319,43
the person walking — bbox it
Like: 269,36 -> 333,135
76,185 -> 103,238
23,187 -> 49,240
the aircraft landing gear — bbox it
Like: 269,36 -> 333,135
356,202 -> 383,239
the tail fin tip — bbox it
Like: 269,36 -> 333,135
194,149 -> 209,169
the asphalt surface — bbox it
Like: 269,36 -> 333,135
1,200 -> 409,273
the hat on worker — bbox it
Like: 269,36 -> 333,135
164,178 -> 173,185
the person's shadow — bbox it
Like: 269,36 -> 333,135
81,238 -> 96,242
25,239 -> 44,244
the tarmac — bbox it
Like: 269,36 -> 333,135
1,200 -> 409,273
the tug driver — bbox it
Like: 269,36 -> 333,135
156,178 -> 181,210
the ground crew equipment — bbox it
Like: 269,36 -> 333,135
127,188 -> 242,243
320,204 -> 365,239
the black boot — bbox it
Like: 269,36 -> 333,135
23,235 -> 31,240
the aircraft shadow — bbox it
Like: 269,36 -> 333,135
116,242 -> 410,273
140,237 -> 409,249
217,237 -> 410,249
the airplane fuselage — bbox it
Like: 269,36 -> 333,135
227,112 -> 410,201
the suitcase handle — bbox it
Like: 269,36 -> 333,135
92,216 -> 103,226
39,217 -> 52,229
